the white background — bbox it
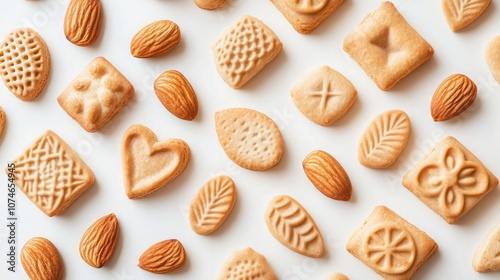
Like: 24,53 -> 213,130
1,0 -> 500,279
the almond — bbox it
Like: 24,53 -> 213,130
303,150 -> 352,201
64,0 -> 102,46
130,20 -> 181,58
138,239 -> 186,274
79,213 -> 119,268
195,0 -> 229,10
154,70 -> 198,120
431,74 -> 477,121
21,237 -> 64,280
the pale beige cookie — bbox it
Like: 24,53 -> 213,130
291,66 -> 357,126
195,0 -> 228,10
270,0 -> 345,34
21,237 -> 64,280
189,175 -> 237,235
212,15 -> 282,89
57,56 -> 134,132
215,108 -> 283,171
486,36 -> 500,84
265,195 -> 324,258
473,222 -> 500,272
325,272 -> 349,280
402,136 -> 498,224
11,130 -> 95,216
346,206 -> 437,280
216,247 -> 277,280
343,2 -> 434,90
0,28 -> 51,101
0,107 -> 5,143
442,0 -> 490,31
358,110 -> 411,169
121,124 -> 190,199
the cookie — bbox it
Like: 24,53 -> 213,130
358,110 -> 411,168
0,28 -> 50,101
189,175 -> 237,235
325,272 -> 349,280
10,130 -> 95,216
291,66 -> 357,126
57,56 -> 134,132
212,15 -> 282,89
215,108 -> 283,171
195,0 -> 228,10
442,0 -> 490,31
270,0 -> 345,34
343,2 -> 434,90
121,124 -> 190,199
402,136 -> 498,224
473,222 -> 500,272
486,36 -> 500,84
346,206 -> 437,279
21,237 -> 64,280
265,195 -> 324,258
0,107 -> 5,143
216,247 -> 277,280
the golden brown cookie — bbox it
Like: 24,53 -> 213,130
216,247 -> 277,280
473,222 -> 500,272
442,0 -> 490,31
486,36 -> 500,84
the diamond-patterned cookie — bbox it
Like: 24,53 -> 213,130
212,15 -> 282,89
57,56 -> 134,132
11,130 -> 95,216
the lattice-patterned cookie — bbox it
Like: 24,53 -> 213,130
346,206 -> 437,279
11,130 -> 95,216
216,247 -> 277,280
212,15 -> 282,89
0,28 -> 51,101
403,136 -> 498,224
57,56 -> 134,132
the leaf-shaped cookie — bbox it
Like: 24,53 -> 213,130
358,110 -> 411,169
442,0 -> 491,31
265,195 -> 324,258
189,175 -> 237,235
473,223 -> 500,272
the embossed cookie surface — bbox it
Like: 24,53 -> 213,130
346,206 -> 437,279
215,108 -> 283,171
402,136 -> 498,224
473,223 -> 500,272
265,195 -> 324,257
11,130 -> 95,216
57,56 -> 134,132
212,15 -> 282,89
343,2 -> 434,90
216,247 -> 277,280
486,36 -> 500,84
442,0 -> 490,31
291,66 -> 357,126
121,124 -> 190,199
0,28 -> 50,101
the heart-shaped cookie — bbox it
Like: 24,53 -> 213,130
121,124 -> 190,199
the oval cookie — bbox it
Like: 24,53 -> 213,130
0,28 -> 51,101
215,108 -> 283,171
358,110 -> 411,168
486,36 -> 500,84
189,175 -> 237,235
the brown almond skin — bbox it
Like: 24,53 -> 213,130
79,213 -> 119,268
303,150 -> 352,201
64,0 -> 102,46
130,20 -> 181,58
154,70 -> 198,120
431,74 -> 477,122
21,237 -> 64,280
195,0 -> 229,10
138,239 -> 186,274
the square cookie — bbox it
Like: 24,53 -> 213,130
212,15 -> 282,89
270,0 -> 345,34
346,206 -> 437,279
11,130 -> 95,216
343,2 -> 434,90
58,56 -> 134,132
403,136 -> 498,224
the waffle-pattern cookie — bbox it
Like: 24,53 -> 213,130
216,247 -> 277,280
11,130 -> 95,216
57,56 -> 134,132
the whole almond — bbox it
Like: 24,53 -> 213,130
21,237 -> 64,280
303,150 -> 352,201
195,0 -> 229,10
130,20 -> 181,58
154,70 -> 198,120
138,239 -> 186,274
431,74 -> 477,122
79,213 -> 119,268
64,0 -> 102,46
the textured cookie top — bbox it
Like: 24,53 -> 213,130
473,222 -> 500,272
442,0 -> 491,31
216,247 -> 277,280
